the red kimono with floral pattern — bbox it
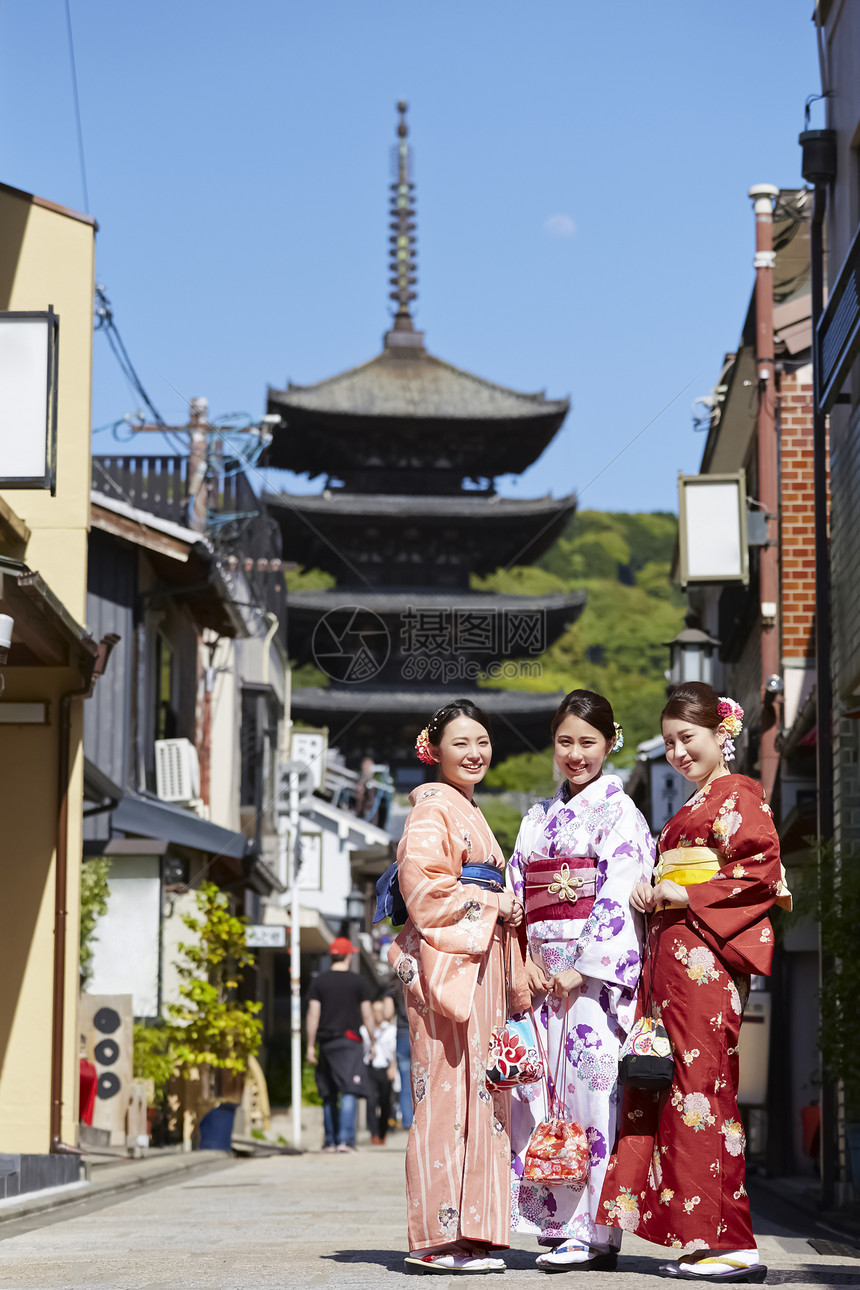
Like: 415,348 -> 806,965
599,775 -> 783,1252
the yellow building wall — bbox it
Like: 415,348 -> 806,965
0,188 -> 95,621
0,185 -> 95,1151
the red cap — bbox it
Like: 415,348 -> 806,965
329,936 -> 359,955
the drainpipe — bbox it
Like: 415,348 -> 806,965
810,180 -> 838,1209
749,184 -> 781,799
51,633 -> 119,1152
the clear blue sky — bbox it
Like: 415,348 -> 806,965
0,1 -> 821,512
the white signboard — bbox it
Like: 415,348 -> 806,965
298,832 -> 323,891
0,311 -> 58,491
290,728 -> 327,790
246,924 -> 287,949
678,470 -> 749,587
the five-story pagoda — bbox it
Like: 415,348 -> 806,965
264,103 -> 582,783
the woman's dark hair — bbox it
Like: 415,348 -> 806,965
550,689 -> 615,743
661,681 -> 720,730
426,699 -> 491,746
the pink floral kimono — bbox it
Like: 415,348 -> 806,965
388,782 -> 528,1252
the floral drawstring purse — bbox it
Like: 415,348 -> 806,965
522,1003 -> 590,1186
486,931 -> 545,1090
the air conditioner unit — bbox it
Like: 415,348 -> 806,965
155,738 -> 200,804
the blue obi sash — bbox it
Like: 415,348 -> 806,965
460,862 -> 504,890
374,861 -> 503,927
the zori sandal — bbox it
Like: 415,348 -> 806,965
537,1241 -> 619,1272
404,1251 -> 506,1275
659,1254 -> 767,1282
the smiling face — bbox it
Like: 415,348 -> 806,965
662,716 -> 726,786
431,715 -> 491,797
553,714 -> 612,795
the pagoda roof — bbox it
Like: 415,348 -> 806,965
287,588 -> 585,615
264,490 -> 575,521
286,588 -> 585,668
290,686 -> 566,718
268,345 -> 569,425
265,489 -> 576,583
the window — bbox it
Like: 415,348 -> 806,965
154,633 -> 177,741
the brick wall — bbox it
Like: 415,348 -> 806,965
779,374 -> 819,665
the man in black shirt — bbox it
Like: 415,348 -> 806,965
306,937 -> 372,1152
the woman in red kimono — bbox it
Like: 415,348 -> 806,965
600,682 -> 790,1283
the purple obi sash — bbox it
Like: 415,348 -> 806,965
524,853 -> 597,925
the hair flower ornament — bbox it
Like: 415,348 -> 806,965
415,726 -> 435,766
611,721 -> 624,753
717,697 -> 744,763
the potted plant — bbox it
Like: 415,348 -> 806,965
167,882 -> 262,1148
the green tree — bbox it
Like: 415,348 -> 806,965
133,1024 -> 178,1105
290,660 -> 330,688
478,798 -> 524,859
167,883 -> 262,1075
637,560 -> 684,604
285,565 -> 336,591
80,857 -> 111,988
477,511 -> 683,780
484,748 -> 556,796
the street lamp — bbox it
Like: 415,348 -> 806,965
346,885 -> 365,930
0,309 -> 59,494
665,613 -> 721,690
345,886 -> 365,969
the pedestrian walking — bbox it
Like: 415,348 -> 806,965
600,682 -> 791,1282
381,976 -> 414,1130
305,936 -> 373,1154
387,700 -> 529,1275
507,689 -> 655,1270
362,999 -> 397,1144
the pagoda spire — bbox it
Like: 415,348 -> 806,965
387,100 -> 420,342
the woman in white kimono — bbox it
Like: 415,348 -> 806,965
508,689 -> 655,1271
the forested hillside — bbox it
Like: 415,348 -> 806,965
474,510 -> 684,796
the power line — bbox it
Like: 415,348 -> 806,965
95,284 -> 167,426
64,0 -> 89,213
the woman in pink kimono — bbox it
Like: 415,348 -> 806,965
388,699 -> 528,1276
508,689 -> 656,1271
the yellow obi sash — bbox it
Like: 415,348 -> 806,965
654,846 -> 721,886
653,847 -> 721,908
654,846 -> 793,911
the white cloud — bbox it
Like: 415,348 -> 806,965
544,213 -> 577,238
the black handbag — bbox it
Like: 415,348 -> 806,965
618,926 -> 674,1091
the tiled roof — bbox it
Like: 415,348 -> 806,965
290,687 -> 566,715
288,588 -> 586,615
264,491 -> 575,520
268,345 -> 569,423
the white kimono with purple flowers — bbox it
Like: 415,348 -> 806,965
507,774 -> 655,1245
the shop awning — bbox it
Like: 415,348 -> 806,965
112,791 -> 250,860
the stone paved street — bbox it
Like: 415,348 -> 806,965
0,1141 -> 857,1289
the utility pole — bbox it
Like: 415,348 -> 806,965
277,758 -> 305,1149
289,765 -> 302,1151
187,396 -> 208,533
749,185 -> 781,799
